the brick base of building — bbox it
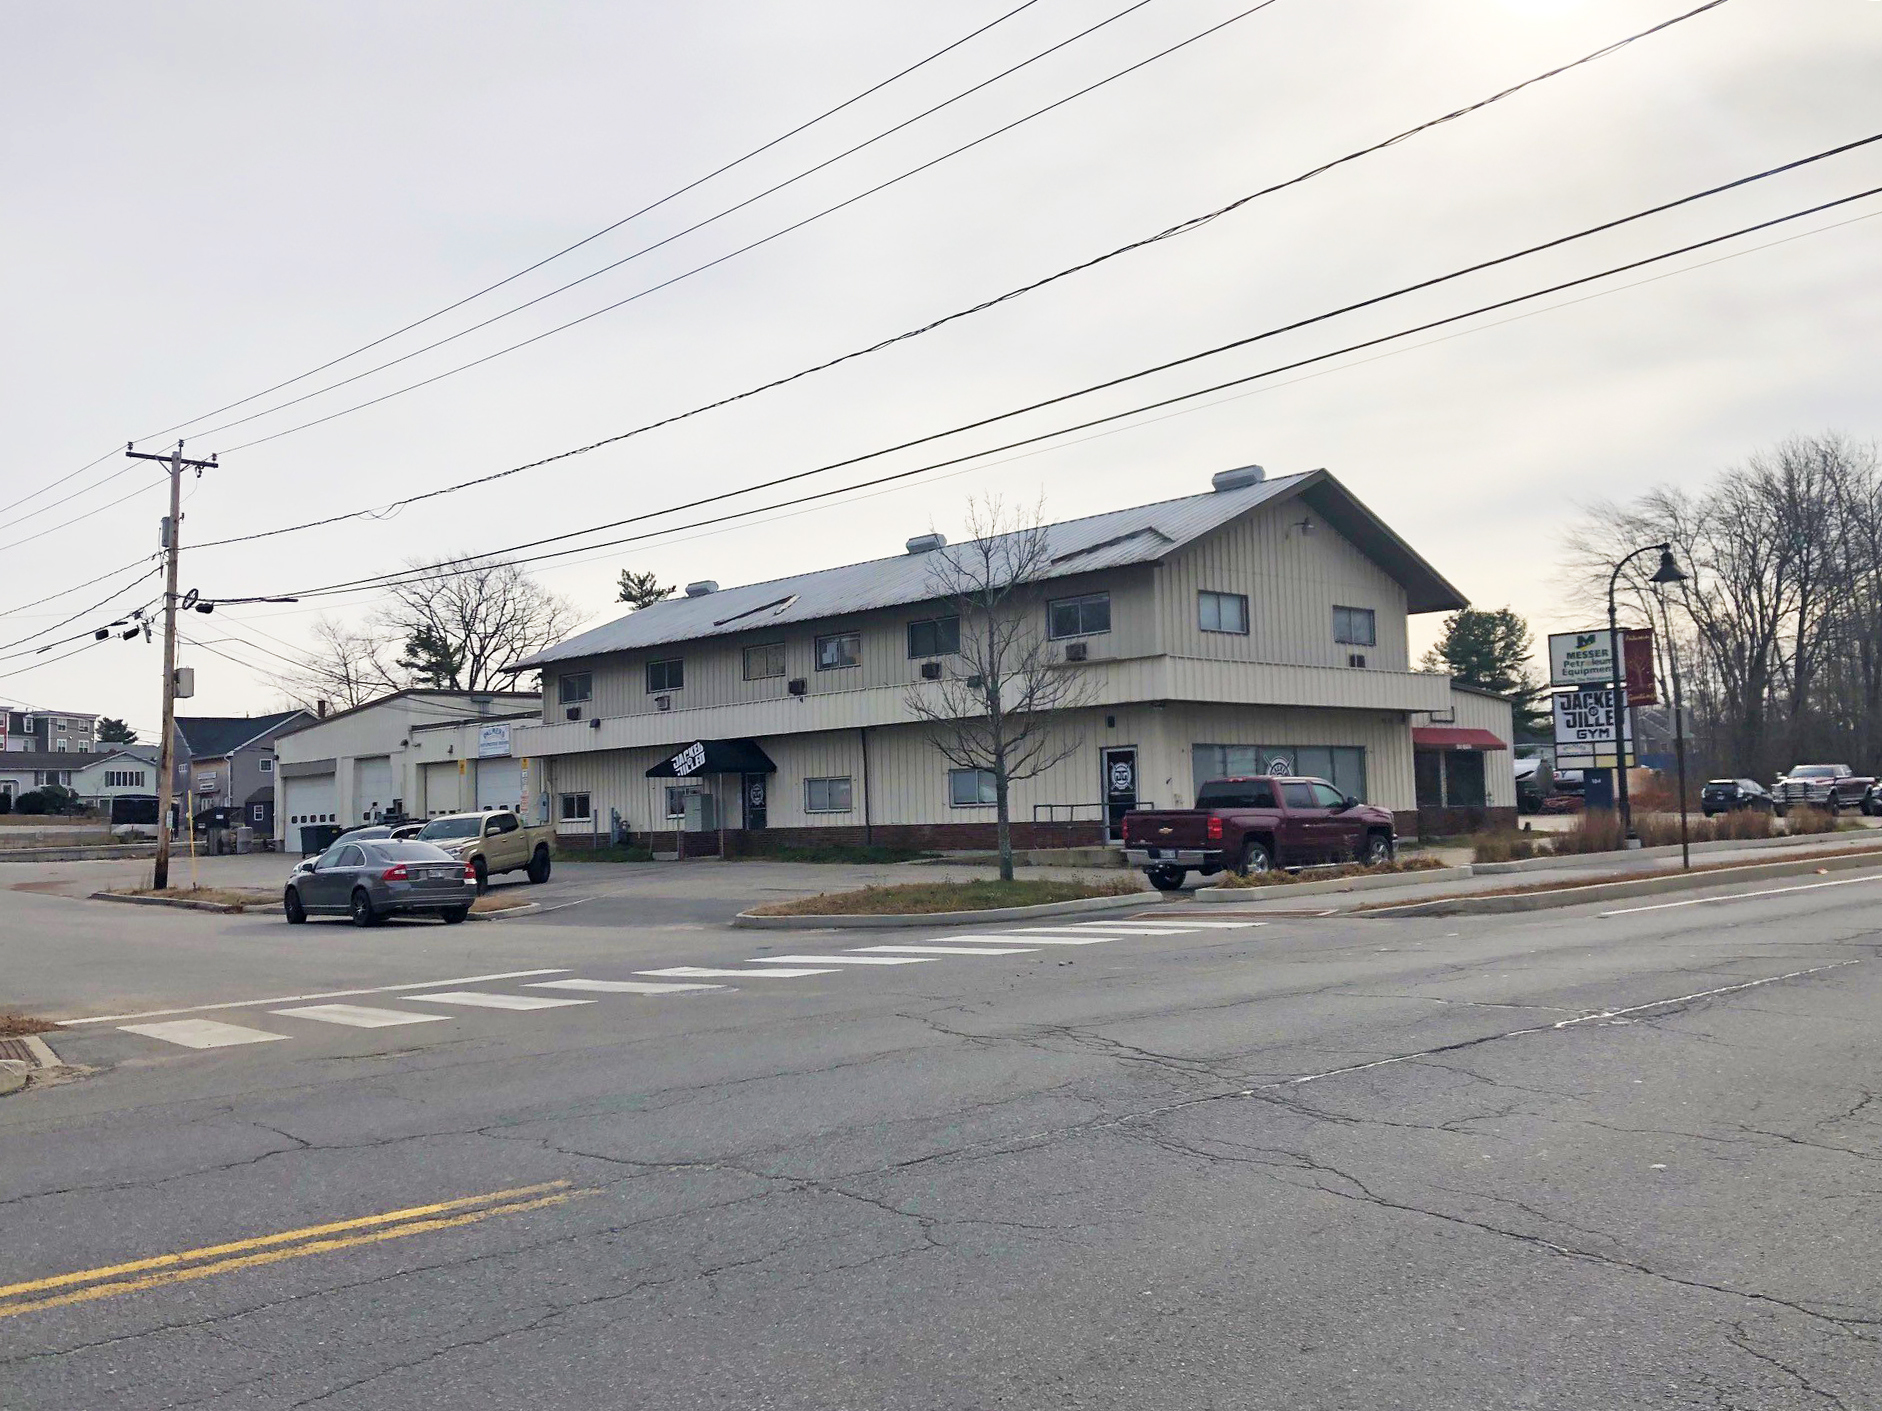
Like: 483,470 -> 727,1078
560,821 -> 1110,857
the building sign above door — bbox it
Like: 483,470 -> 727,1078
477,723 -> 512,758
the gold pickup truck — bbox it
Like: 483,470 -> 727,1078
415,810 -> 556,891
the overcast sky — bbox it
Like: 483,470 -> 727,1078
3,0 -> 1877,735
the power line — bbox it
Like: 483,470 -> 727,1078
0,554 -> 156,621
0,572 -> 162,660
133,1 -> 1049,447
0,472 -> 166,556
226,178 -> 1882,609
188,0 -> 1740,553
204,130 -> 1882,591
208,0 -> 1287,454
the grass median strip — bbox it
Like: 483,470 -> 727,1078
0,1180 -> 590,1320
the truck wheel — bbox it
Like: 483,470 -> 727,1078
1864,797 -> 1879,817
1146,866 -> 1187,892
1238,840 -> 1272,875
527,845 -> 551,884
472,857 -> 489,894
1362,832 -> 1392,867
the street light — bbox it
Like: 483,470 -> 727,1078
1609,543 -> 1686,843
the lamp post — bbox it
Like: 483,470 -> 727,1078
1609,543 -> 1687,843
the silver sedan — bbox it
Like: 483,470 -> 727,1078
284,839 -> 475,926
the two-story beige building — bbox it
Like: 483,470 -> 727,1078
499,466 -> 1511,849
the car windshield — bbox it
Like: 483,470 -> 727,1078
365,841 -> 458,862
418,817 -> 481,840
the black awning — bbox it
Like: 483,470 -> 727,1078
645,739 -> 776,778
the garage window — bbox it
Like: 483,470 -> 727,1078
560,792 -> 591,822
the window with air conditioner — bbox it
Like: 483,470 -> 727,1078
804,776 -> 853,813
815,632 -> 861,671
1047,592 -> 1110,640
905,616 -> 960,659
948,768 -> 998,807
646,658 -> 684,693
1333,606 -> 1376,646
743,642 -> 786,680
559,673 -> 592,721
1198,590 -> 1249,635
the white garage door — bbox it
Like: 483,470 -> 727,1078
474,758 -> 522,813
353,756 -> 396,823
282,774 -> 337,848
422,760 -> 464,817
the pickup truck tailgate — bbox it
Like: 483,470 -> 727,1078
1122,811 -> 1213,849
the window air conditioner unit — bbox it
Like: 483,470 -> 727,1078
655,695 -> 672,712
919,661 -> 942,680
566,706 -> 582,721
1064,642 -> 1089,662
787,678 -> 807,696
1348,653 -> 1367,669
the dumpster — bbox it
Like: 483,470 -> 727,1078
298,823 -> 344,856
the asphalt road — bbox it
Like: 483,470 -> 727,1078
3,864 -> 1881,1408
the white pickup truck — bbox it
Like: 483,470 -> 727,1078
415,810 -> 556,891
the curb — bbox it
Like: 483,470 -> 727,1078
89,891 -> 247,914
0,1034 -> 60,1096
0,844 -> 156,863
733,890 -> 1163,930
1470,827 -> 1880,875
1193,865 -> 1472,901
1368,847 -> 1882,917
468,901 -> 543,922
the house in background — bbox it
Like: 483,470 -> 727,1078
176,712 -> 312,833
66,746 -> 164,815
0,752 -> 109,805
2,707 -> 98,754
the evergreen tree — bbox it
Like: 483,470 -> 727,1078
1422,607 -> 1549,736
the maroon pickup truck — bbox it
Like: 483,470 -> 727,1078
1122,775 -> 1398,892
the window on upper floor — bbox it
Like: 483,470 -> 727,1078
816,632 -> 862,671
259,756 -> 273,773
559,673 -> 592,704
1198,590 -> 1249,635
1048,592 -> 1110,640
646,658 -> 684,693
743,642 -> 786,680
804,776 -> 853,813
1333,605 -> 1376,647
55,740 -> 68,752
906,616 -> 960,659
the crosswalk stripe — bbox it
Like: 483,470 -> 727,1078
271,1004 -> 451,1029
853,944 -> 1040,956
1006,926 -> 1194,937
1138,919 -> 1267,929
528,979 -> 723,995
637,966 -> 838,979
118,1019 -> 289,1049
406,991 -> 594,1011
927,933 -> 1115,946
750,954 -> 935,966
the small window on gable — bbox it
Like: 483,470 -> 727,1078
1333,606 -> 1376,646
1198,591 -> 1248,635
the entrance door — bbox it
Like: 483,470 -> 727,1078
742,774 -> 768,831
1102,748 -> 1138,842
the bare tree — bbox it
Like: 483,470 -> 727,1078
380,556 -> 577,693
905,498 -> 1092,881
269,615 -> 402,714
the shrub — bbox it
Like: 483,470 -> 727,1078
1785,806 -> 1838,836
12,791 -> 47,815
0,792 -> 9,815
1471,833 -> 1544,864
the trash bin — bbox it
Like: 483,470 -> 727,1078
299,823 -> 343,855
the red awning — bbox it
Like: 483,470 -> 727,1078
1413,726 -> 1508,752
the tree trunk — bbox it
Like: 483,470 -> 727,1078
994,759 -> 1014,883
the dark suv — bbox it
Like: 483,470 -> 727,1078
1700,779 -> 1775,816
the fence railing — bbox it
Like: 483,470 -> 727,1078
1031,802 -> 1154,824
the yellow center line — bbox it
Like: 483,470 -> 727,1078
0,1189 -> 595,1321
0,1180 -> 572,1302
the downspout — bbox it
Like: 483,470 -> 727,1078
860,727 -> 872,845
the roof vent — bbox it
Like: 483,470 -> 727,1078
1211,465 -> 1266,492
684,580 -> 719,597
905,533 -> 947,555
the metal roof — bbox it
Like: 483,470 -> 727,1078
511,470 -> 1467,670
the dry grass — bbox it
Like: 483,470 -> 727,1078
749,876 -> 1143,917
1213,857 -> 1448,889
114,886 -> 277,911
1471,833 -> 1545,864
0,1012 -> 56,1037
1784,805 -> 1840,835
470,892 -> 536,914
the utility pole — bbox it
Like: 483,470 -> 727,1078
126,441 -> 217,890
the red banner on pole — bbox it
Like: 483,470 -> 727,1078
1623,627 -> 1657,706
